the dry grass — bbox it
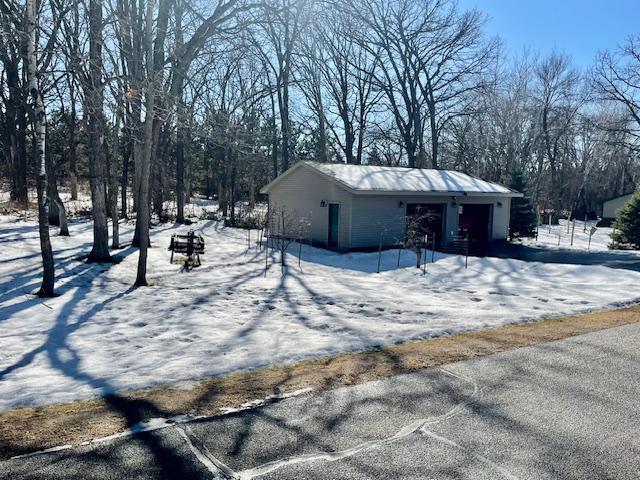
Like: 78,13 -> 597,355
2,304 -> 640,460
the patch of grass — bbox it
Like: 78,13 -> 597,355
2,304 -> 640,459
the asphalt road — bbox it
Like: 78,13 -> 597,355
2,321 -> 640,480
486,243 -> 640,272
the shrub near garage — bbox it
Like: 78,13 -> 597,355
610,189 -> 640,250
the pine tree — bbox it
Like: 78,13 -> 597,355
508,170 -> 537,240
610,190 -> 640,249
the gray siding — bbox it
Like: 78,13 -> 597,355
268,165 -> 352,250
350,195 -> 511,248
351,196 -> 406,248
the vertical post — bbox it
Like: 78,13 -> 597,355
281,208 -> 286,268
588,232 -> 592,251
298,238 -> 302,269
264,230 -> 269,275
431,232 -> 436,263
423,234 -> 427,275
397,245 -> 402,268
583,214 -> 587,233
566,216 -> 570,234
570,219 -> 575,246
465,235 -> 469,269
376,233 -> 382,274
548,213 -> 552,233
557,232 -> 561,246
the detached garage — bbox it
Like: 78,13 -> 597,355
260,161 -> 522,252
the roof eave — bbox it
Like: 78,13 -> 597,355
350,190 -> 523,198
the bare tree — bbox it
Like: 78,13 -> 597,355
25,0 -> 55,296
133,0 -> 157,286
346,0 -> 496,168
253,0 -> 309,171
593,35 -> 640,145
536,52 -> 583,218
84,0 -> 112,261
404,207 -> 435,268
266,204 -> 309,267
0,0 -> 28,204
309,11 -> 380,164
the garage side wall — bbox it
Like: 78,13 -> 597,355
267,166 -> 352,250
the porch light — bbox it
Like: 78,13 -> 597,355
497,201 -> 503,207
398,201 -> 404,208
320,200 -> 327,208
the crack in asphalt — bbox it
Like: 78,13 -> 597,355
235,367 -> 492,479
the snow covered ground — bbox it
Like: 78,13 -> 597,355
1,214 -> 640,412
518,219 -> 640,253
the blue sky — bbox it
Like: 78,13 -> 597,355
458,0 -> 639,68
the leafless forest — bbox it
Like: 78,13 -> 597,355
1,0 -> 639,294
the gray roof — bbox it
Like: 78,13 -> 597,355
262,161 -> 521,197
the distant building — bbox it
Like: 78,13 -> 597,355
602,193 -> 634,220
261,161 -> 522,252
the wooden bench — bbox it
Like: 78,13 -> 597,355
168,231 -> 205,266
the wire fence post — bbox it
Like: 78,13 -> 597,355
376,233 -> 383,274
431,232 -> 436,263
423,234 -> 428,275
570,219 -> 576,246
264,229 -> 269,275
465,235 -> 469,269
397,244 -> 402,268
298,238 -> 302,269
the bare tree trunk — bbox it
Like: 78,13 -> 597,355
120,138 -> 131,218
427,97 -> 439,169
134,0 -> 156,286
45,131 -> 69,235
68,81 -> 78,200
86,0 -> 111,262
270,90 -> 279,178
151,120 -> 164,218
279,73 -> 290,170
176,117 -> 186,222
249,175 -> 256,209
26,0 -> 55,296
204,154 -> 212,198
108,107 -> 122,249
218,177 -> 227,216
5,61 -> 28,204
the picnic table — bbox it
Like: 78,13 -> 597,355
168,230 -> 205,266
